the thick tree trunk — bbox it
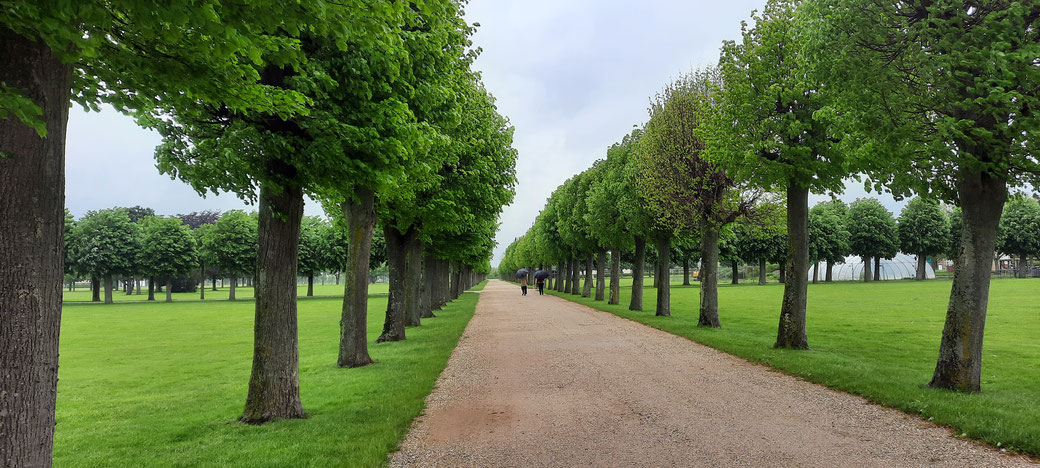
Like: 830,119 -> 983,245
813,262 -> 819,284
337,192 -> 375,368
306,274 -> 314,297
779,261 -> 786,283
653,259 -> 660,289
630,236 -> 646,311
570,257 -> 580,295
929,170 -> 1007,392
775,183 -> 810,349
240,182 -> 306,424
0,26 -> 71,466
609,250 -> 621,305
731,260 -> 739,285
560,260 -> 569,292
874,257 -> 881,281
699,227 -> 721,328
595,250 -> 606,301
125,277 -> 132,295
403,234 -> 423,327
378,224 -> 411,342
656,236 -> 670,317
863,256 -> 872,282
582,254 -> 593,298
917,254 -> 927,281
165,279 -> 173,303
229,275 -> 238,301
1018,254 -> 1026,279
147,278 -> 155,301
136,277 -> 141,295
200,268 -> 206,300
826,261 -> 834,282
759,259 -> 767,285
439,259 -> 451,308
104,275 -> 114,304
211,275 -> 217,291
92,276 -> 101,302
420,255 -> 436,319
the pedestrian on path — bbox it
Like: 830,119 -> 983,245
534,269 -> 549,295
519,275 -> 528,296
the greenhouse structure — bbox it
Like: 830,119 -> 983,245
813,254 -> 935,281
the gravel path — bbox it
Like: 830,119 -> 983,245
390,280 -> 1032,467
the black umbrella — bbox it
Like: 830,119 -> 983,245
534,269 -> 550,280
515,268 -> 529,279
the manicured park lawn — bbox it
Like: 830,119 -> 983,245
550,277 -> 1040,457
54,282 -> 481,467
62,282 -> 388,302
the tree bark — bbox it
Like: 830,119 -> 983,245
813,262 -> 819,284
595,250 -> 606,301
779,260 -> 786,283
104,275 -> 114,304
826,261 -> 834,282
731,260 -> 739,285
570,257 -> 580,295
378,224 -> 411,342
630,236 -> 645,311
211,275 -> 217,291
165,279 -> 173,303
229,275 -> 238,301
136,277 -> 141,295
656,235 -> 671,317
240,182 -> 306,424
683,257 -> 691,285
306,274 -> 314,297
92,276 -> 101,302
917,254 -> 927,281
609,250 -> 621,305
0,26 -> 71,466
759,259 -> 767,285
200,268 -> 206,300
337,191 -> 375,368
147,277 -> 155,301
775,183 -> 810,349
863,256 -> 872,282
420,255 -> 436,319
560,259 -> 569,292
929,170 -> 1006,392
699,227 -> 721,328
403,232 -> 423,327
125,277 -> 133,295
1018,254 -> 1026,279
582,254 -> 593,298
874,257 -> 881,281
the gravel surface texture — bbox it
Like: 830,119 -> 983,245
390,280 -> 1033,467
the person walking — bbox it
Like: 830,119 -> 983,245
534,269 -> 549,296
520,275 -> 528,296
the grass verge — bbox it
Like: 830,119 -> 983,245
55,284 -> 478,467
548,277 -> 1040,457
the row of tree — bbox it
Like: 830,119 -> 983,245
1,1 -> 516,465
500,0 -> 1038,401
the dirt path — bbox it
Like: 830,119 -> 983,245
390,280 -> 1031,467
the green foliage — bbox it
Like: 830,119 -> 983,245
809,201 -> 850,263
846,198 -> 899,260
70,208 -> 141,279
137,216 -> 198,281
997,197 -> 1040,259
203,210 -> 257,277
63,209 -> 77,277
297,216 -> 329,276
736,206 -> 788,264
897,197 -> 950,258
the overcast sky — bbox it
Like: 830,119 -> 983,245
64,0 -> 905,265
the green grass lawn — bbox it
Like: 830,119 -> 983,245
549,277 -> 1040,457
62,282 -> 389,302
55,281 -> 482,467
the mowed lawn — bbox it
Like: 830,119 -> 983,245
55,282 -> 480,467
62,282 -> 387,302
549,277 -> 1040,457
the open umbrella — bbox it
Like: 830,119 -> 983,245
534,269 -> 550,280
515,268 -> 529,279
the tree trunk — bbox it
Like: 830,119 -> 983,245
0,26 -> 71,466
306,274 -> 314,297
683,257 -> 691,285
917,254 -> 927,281
104,275 -> 114,304
136,277 -> 141,295
595,250 -> 606,301
929,170 -> 1007,392
874,257 -> 881,281
403,233 -> 423,327
731,260 -> 739,285
240,181 -> 306,424
826,261 -> 834,282
570,257 -> 580,295
165,279 -> 173,303
863,256 -> 872,282
211,275 -> 217,291
200,268 -> 206,300
759,259 -> 767,285
125,277 -> 133,295
560,259 -> 569,292
582,254 -> 593,298
337,191 -> 375,368
775,183 -> 810,349
92,276 -> 101,302
421,255 -> 436,319
379,225 -> 411,342
630,236 -> 645,311
653,259 -> 660,289
609,250 -> 621,305
779,260 -> 786,283
1018,254 -> 1026,279
335,272 -> 340,285
699,227 -> 721,328
229,275 -> 238,301
656,236 -> 670,317
813,262 -> 819,284
147,277 -> 155,301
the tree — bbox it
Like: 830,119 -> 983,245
137,217 -> 198,302
808,0 -> 1040,391
735,206 -> 787,285
808,200 -> 849,282
997,198 -> 1040,278
178,211 -> 222,229
70,209 -> 141,304
846,198 -> 898,282
298,216 -> 328,297
204,211 -> 257,301
898,197 -> 950,280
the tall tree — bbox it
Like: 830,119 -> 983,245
298,216 -> 328,297
846,198 -> 899,281
996,197 -> 1040,278
808,200 -> 849,282
898,197 -> 950,280
203,211 -> 258,302
137,217 -> 199,302
70,209 -> 140,304
809,0 -> 1040,392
